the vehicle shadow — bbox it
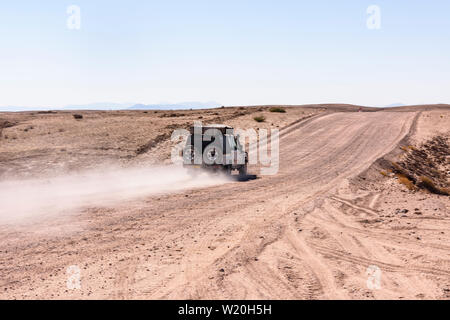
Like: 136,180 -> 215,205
232,174 -> 258,182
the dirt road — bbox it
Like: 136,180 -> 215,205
1,111 -> 449,299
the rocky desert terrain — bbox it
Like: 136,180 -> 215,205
0,104 -> 449,299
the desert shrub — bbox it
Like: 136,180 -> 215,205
37,111 -> 56,114
165,113 -> 185,118
73,114 -> 83,120
253,116 -> 266,123
269,107 -> 286,113
418,176 -> 449,196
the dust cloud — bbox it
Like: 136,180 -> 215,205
0,165 -> 230,224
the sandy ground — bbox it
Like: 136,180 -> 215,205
0,104 -> 449,300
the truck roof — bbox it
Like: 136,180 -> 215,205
189,124 -> 234,134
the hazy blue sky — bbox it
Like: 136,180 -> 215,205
0,0 -> 449,108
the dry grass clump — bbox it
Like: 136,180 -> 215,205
159,113 -> 186,118
396,174 -> 416,191
400,145 -> 416,152
269,107 -> 286,113
417,176 -> 449,196
253,116 -> 266,123
391,161 -> 415,182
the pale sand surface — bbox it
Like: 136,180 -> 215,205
0,104 -> 448,299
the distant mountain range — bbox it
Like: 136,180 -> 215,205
129,101 -> 222,110
0,101 -> 222,112
63,102 -> 136,110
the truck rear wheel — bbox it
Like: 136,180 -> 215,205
238,164 -> 247,178
224,166 -> 232,175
